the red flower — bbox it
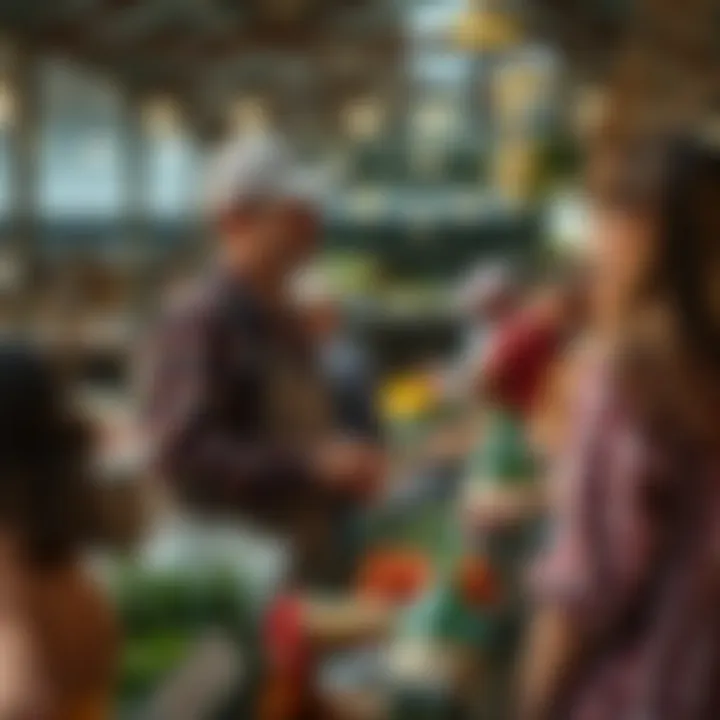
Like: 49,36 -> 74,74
263,595 -> 310,679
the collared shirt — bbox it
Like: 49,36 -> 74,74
142,270 -> 328,524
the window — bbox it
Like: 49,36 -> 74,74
38,59 -> 124,221
146,134 -> 199,221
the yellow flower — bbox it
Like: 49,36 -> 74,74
381,374 -> 437,420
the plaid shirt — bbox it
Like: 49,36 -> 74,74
533,356 -> 720,720
142,272 -> 321,523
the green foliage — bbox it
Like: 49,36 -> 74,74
113,565 -> 254,704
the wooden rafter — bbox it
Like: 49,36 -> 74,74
0,0 -> 404,138
0,0 -> 401,84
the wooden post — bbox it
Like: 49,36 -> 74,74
122,88 -> 150,317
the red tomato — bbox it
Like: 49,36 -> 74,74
456,556 -> 502,607
356,549 -> 432,604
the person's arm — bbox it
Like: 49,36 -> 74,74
145,306 -> 317,508
0,540 -> 44,718
145,307 -> 382,509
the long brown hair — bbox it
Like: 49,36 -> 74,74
590,131 -> 720,441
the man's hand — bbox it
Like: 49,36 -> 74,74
462,484 -> 546,534
313,440 -> 386,502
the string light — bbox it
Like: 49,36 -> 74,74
228,97 -> 270,133
453,0 -> 522,52
342,98 -> 384,141
141,96 -> 182,137
493,61 -> 548,125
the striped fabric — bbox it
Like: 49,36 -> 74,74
533,358 -> 720,720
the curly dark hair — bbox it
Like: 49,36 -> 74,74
0,344 -> 95,566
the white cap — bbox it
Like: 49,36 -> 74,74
204,131 -> 324,216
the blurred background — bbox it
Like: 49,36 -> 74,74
0,1 -> 706,718
0,0 -> 600,372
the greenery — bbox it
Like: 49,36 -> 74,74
113,565 -> 255,705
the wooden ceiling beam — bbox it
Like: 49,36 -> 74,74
9,21 -> 403,87
0,0 -> 403,120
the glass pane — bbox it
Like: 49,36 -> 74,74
146,134 -> 199,221
38,58 -> 124,222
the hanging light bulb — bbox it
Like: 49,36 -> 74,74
493,61 -> 548,126
342,98 -> 384,141
141,96 -> 182,137
229,97 -> 270,133
453,0 -> 522,52
413,101 -> 455,140
573,85 -> 609,141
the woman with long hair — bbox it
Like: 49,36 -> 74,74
521,129 -> 720,720
0,345 -> 118,719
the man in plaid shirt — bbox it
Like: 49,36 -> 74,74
143,133 -> 384,586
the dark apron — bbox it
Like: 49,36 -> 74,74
267,351 -> 353,590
